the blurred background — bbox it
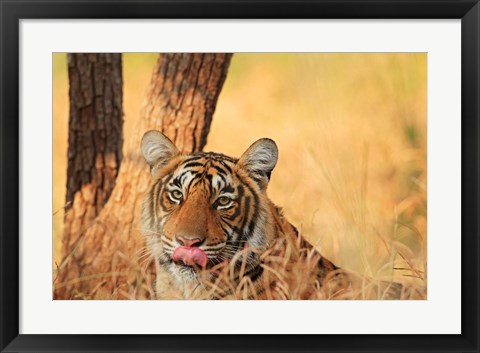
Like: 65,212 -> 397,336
54,53 -> 427,286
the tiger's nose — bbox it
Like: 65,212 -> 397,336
175,235 -> 205,247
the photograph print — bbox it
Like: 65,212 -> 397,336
53,53 -> 427,300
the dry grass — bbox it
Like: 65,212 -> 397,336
53,53 -> 427,299
144,235 -> 425,300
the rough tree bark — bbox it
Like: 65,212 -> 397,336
59,53 -> 123,296
54,53 -> 233,299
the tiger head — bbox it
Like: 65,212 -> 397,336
140,130 -> 278,284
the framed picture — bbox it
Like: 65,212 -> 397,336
52,51 -> 430,302
1,0 -> 478,352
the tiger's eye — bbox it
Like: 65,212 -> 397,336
171,190 -> 183,200
217,196 -> 231,206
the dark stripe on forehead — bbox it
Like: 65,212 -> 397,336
182,162 -> 205,169
219,160 -> 233,173
221,184 -> 235,194
209,163 -> 230,176
180,171 -> 192,185
172,175 -> 183,188
211,172 -> 227,189
183,155 -> 205,162
186,171 -> 202,193
183,165 -> 228,191
190,171 -> 203,181
185,152 -> 237,163
168,170 -> 196,190
209,153 -> 237,163
205,174 -> 213,188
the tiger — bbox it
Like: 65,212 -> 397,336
140,130 -> 405,300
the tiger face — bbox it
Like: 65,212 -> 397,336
141,130 -> 278,286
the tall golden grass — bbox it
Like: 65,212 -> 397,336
53,53 -> 427,299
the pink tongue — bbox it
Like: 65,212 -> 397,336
172,246 -> 208,267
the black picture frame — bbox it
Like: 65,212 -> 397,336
1,1 -> 479,352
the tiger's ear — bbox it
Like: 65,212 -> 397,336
141,130 -> 180,170
237,138 -> 278,187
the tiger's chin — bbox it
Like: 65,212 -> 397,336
164,254 -> 221,284
171,262 -> 202,282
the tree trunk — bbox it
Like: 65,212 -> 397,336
54,53 -> 233,299
58,53 -> 123,297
